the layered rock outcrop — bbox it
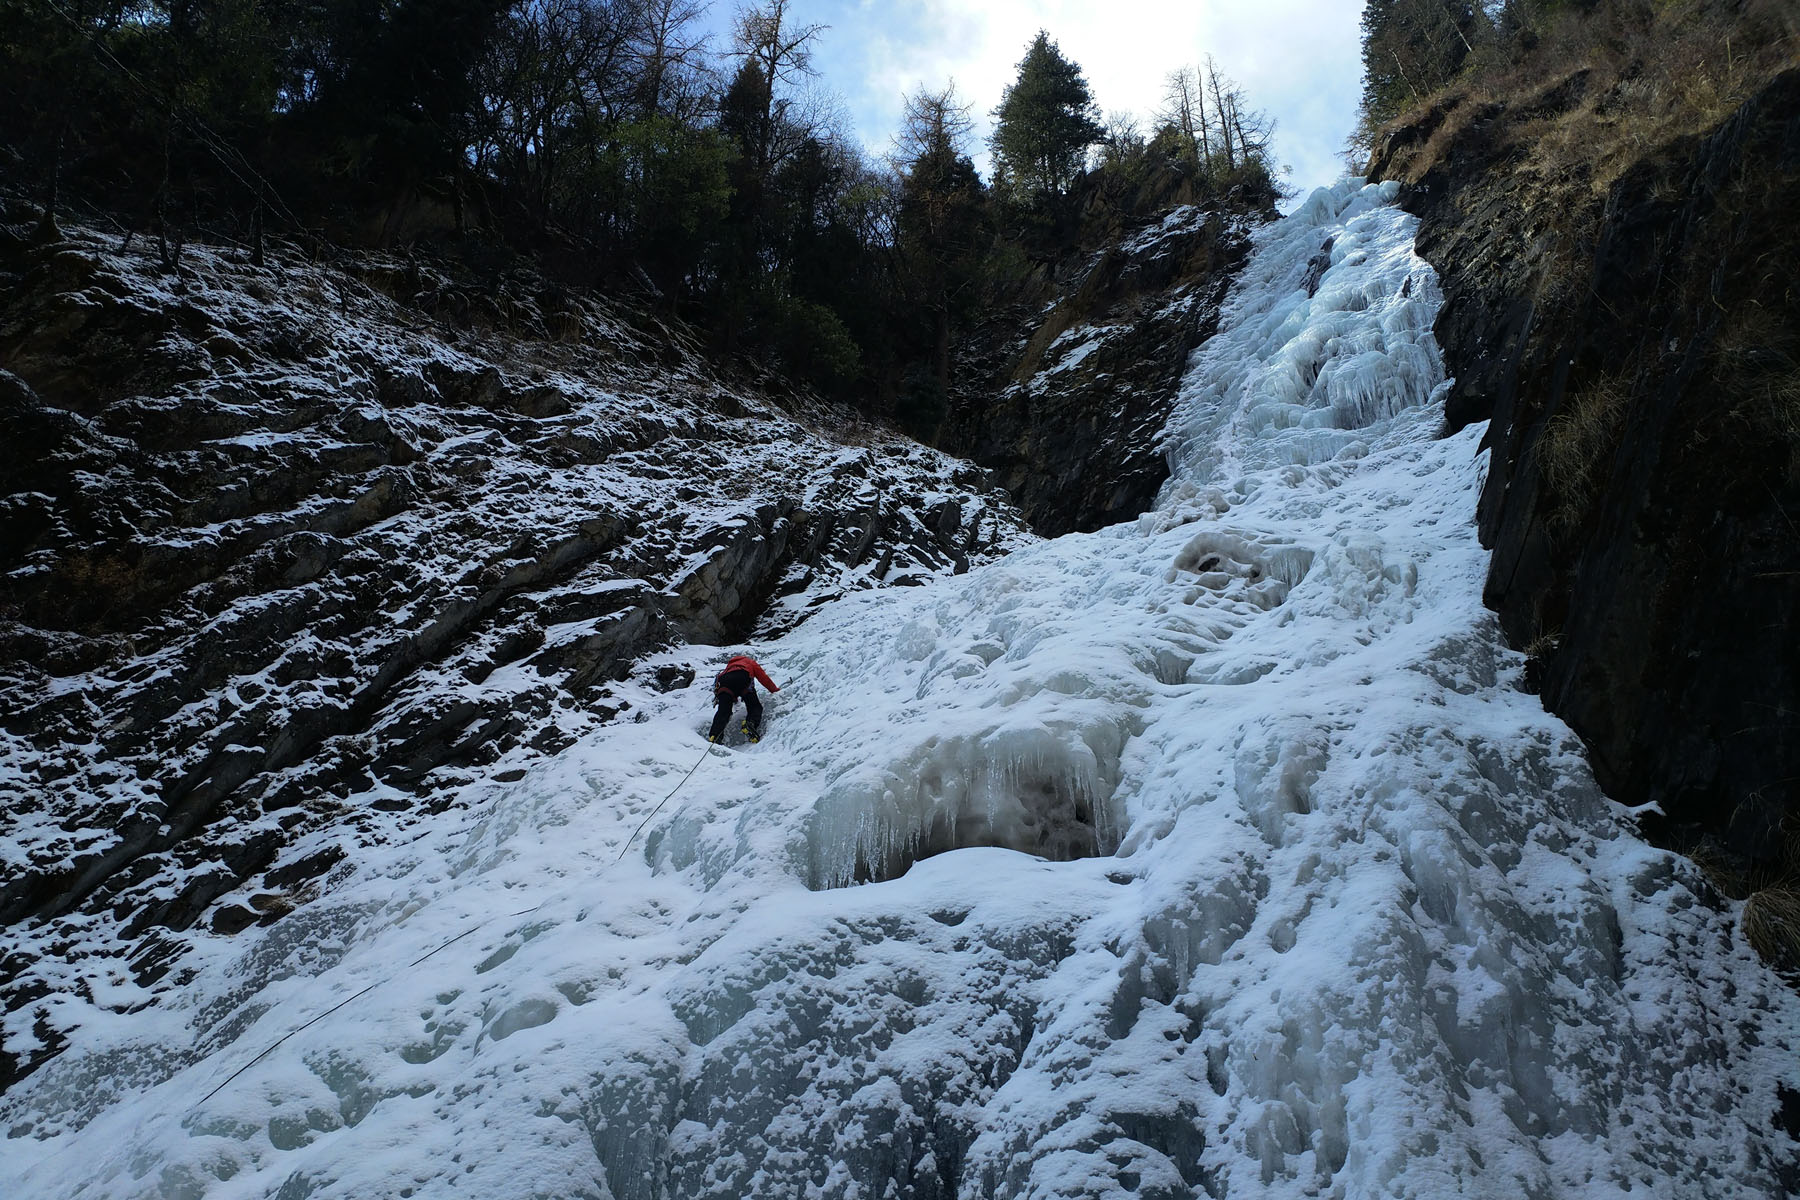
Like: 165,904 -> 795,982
0,217 -> 1030,1085
1371,69 -> 1800,865
939,204 -> 1261,536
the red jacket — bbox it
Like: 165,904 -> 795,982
720,655 -> 779,693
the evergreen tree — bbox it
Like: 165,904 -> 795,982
731,0 -> 826,181
2,0 -> 129,235
989,31 -> 1103,203
895,86 -> 988,424
1360,0 -> 1484,128
281,0 -> 511,210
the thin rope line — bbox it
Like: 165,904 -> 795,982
23,671 -> 793,1174
180,669 -> 795,1118
189,916 -> 507,1109
189,739 -> 716,1111
616,743 -> 713,863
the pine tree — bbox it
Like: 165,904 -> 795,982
989,31 -> 1103,203
731,0 -> 826,181
1360,0 -> 1484,128
895,86 -> 988,415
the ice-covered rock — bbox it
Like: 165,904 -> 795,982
4,181 -> 1797,1200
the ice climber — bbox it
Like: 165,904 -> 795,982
708,653 -> 780,743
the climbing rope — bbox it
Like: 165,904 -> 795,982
191,916 -> 506,1109
190,730 -> 723,1110
187,662 -> 807,1111
615,742 -> 713,863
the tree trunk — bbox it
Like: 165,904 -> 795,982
34,125 -> 63,243
1196,73 -> 1211,163
934,304 -> 951,397
1208,65 -> 1236,170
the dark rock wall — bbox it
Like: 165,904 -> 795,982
939,206 -> 1260,537
1374,70 -> 1800,863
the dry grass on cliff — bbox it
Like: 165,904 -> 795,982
1373,0 -> 1799,195
1713,285 -> 1800,486
1514,0 -> 1796,190
1536,312 -> 1800,546
1689,816 -> 1800,976
1535,374 -> 1630,538
1745,883 -> 1800,976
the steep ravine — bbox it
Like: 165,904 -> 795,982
0,216 -> 1033,1087
1370,68 -> 1800,874
7,179 -> 1795,1200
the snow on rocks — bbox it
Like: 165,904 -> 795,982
0,227 -> 1032,1084
5,182 -> 1798,1200
938,204 -> 1260,537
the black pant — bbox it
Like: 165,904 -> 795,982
709,668 -> 762,740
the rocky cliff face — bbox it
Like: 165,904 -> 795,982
0,216 -> 1032,1085
938,204 -> 1260,536
1370,69 -> 1800,868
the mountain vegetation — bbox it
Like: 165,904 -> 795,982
1357,0 -> 1796,165
1,2 -> 1280,438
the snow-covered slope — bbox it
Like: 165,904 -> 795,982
6,182 -> 1797,1199
0,228 -> 1032,1077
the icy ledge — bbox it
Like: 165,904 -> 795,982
5,181 -> 1797,1200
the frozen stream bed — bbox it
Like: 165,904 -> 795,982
5,181 -> 1797,1200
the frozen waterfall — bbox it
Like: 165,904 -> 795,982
5,180 -> 1797,1200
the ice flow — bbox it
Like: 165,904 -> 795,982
5,180 -> 1797,1200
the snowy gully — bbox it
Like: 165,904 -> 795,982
7,182 -> 1798,1200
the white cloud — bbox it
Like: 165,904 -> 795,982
776,0 -> 1367,194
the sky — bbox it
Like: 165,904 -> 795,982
708,0 -> 1369,196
